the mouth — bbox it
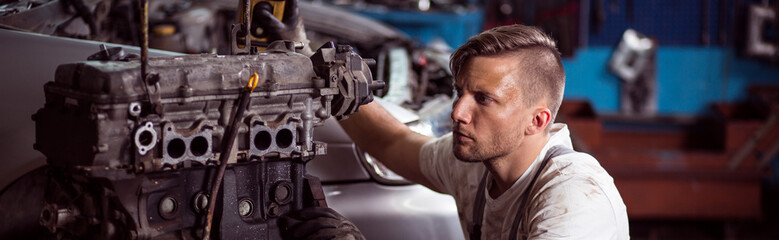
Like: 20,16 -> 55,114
453,130 -> 474,143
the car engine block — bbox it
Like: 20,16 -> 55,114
31,41 -> 382,239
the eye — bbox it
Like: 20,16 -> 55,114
454,87 -> 462,98
475,94 -> 493,104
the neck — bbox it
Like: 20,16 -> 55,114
484,133 -> 549,199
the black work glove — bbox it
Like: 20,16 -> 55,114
253,0 -> 313,55
280,207 -> 366,240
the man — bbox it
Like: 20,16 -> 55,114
338,24 -> 629,239
259,2 -> 629,238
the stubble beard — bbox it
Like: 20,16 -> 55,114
453,130 -> 521,163
453,142 -> 492,162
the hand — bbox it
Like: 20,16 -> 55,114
280,207 -> 365,240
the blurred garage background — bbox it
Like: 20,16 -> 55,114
321,0 -> 779,239
2,0 -> 779,239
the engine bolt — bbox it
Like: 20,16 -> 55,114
238,199 -> 253,217
268,203 -> 280,217
159,196 -> 178,219
193,193 -> 209,213
274,182 -> 292,204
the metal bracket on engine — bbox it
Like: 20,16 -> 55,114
311,42 -> 385,120
134,121 -> 158,156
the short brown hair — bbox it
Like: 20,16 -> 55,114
450,24 -> 565,124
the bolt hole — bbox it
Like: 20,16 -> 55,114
167,139 -> 186,158
254,131 -> 271,150
41,209 -> 52,222
138,130 -> 154,146
276,129 -> 293,148
190,136 -> 209,157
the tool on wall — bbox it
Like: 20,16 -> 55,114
745,3 -> 778,61
609,29 -> 658,116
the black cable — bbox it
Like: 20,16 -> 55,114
203,74 -> 257,240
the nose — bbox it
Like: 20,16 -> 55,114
451,95 -> 472,124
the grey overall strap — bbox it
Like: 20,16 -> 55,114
469,170 -> 490,240
468,145 -> 575,240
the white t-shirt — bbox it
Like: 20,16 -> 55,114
419,123 -> 629,240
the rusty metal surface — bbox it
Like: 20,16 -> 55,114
592,143 -> 765,220
617,178 -> 761,219
559,98 -> 771,220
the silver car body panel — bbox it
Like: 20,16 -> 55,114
324,183 -> 464,240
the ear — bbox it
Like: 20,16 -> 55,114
525,107 -> 552,135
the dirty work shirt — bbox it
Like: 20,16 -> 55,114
419,123 -> 629,240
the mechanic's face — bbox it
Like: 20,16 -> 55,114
451,55 -> 535,162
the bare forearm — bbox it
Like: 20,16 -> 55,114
338,102 -> 433,186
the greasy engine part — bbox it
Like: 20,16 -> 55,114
0,0 -> 228,53
147,5 -> 220,53
29,39 -> 383,239
235,0 -> 286,49
0,0 -> 112,38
